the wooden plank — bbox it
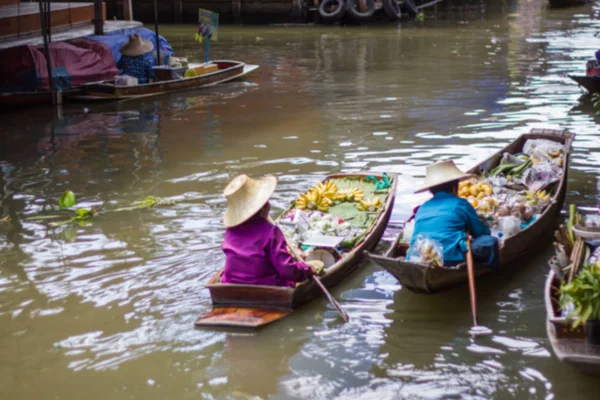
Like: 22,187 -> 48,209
195,307 -> 291,328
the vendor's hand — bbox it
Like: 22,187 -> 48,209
306,260 -> 325,276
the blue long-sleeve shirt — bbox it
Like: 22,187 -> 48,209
408,191 -> 490,264
117,54 -> 154,84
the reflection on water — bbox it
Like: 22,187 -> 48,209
1,0 -> 600,399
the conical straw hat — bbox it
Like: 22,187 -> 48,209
223,174 -> 277,227
120,34 -> 154,57
414,160 -> 475,194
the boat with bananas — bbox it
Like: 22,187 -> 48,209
365,128 -> 574,294
195,172 -> 397,328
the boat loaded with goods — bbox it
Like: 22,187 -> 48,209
195,172 -> 397,328
366,128 -> 574,293
546,206 -> 600,375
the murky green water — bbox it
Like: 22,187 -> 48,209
2,1 -> 600,399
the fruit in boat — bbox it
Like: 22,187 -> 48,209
296,190 -> 332,212
335,188 -> 364,202
357,197 -> 382,212
314,181 -> 338,200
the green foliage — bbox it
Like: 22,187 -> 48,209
559,263 -> 600,328
593,93 -> 600,117
132,196 -> 176,208
58,190 -> 76,209
416,12 -> 425,22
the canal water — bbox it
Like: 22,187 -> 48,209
1,1 -> 600,399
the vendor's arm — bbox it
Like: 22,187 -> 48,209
461,199 -> 490,237
268,226 -> 312,282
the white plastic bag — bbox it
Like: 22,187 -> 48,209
584,214 -> 600,228
115,75 -> 138,87
497,216 -> 522,239
409,234 -> 444,267
523,139 -> 564,157
402,220 -> 415,242
521,160 -> 562,191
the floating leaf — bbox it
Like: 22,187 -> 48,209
59,190 -> 76,209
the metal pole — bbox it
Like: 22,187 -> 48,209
94,0 -> 103,35
38,0 -> 56,104
153,0 -> 161,65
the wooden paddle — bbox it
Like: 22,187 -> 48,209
268,216 -> 350,323
466,235 -> 479,327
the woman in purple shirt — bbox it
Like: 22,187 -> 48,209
221,174 -> 324,287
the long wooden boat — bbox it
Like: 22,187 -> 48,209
548,0 -> 591,7
545,269 -> 600,375
195,172 -> 397,329
569,60 -> 600,95
365,128 -> 574,294
0,88 -> 81,108
75,60 -> 259,101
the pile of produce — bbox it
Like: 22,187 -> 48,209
279,175 -> 391,250
457,139 -> 564,241
550,206 -> 600,327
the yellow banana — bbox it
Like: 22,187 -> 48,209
357,197 -> 382,212
335,188 -> 364,202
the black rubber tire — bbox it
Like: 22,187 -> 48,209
382,0 -> 402,21
403,0 -> 418,15
319,0 -> 346,22
345,0 -> 375,21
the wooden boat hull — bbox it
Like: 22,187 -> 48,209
77,61 -> 258,101
195,172 -> 397,328
0,89 -> 81,108
569,75 -> 600,95
366,128 -> 574,294
548,0 -> 591,7
545,270 -> 600,375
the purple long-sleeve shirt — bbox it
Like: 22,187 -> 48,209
222,215 -> 312,287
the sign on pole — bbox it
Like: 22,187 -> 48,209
198,9 -> 219,41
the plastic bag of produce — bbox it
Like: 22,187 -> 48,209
409,235 -> 444,267
588,246 -> 600,265
402,220 -> 415,242
584,214 -> 600,228
523,139 -> 564,158
500,152 -> 526,166
521,160 -> 562,192
497,216 -> 522,239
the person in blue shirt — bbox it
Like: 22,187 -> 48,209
117,34 -> 155,84
409,160 -> 499,268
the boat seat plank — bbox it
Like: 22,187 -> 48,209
194,307 -> 291,329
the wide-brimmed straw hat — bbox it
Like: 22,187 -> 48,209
414,160 -> 475,194
120,34 -> 154,56
223,174 -> 277,227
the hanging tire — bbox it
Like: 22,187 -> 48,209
319,0 -> 346,22
382,0 -> 402,21
403,0 -> 418,15
345,0 -> 375,21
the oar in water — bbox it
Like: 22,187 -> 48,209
268,216 -> 350,323
466,235 -> 492,336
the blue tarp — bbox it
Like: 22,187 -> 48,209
86,27 -> 174,65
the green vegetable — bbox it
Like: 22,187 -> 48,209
58,190 -> 76,208
490,163 -> 520,177
559,264 -> 600,328
567,204 -> 576,249
508,159 -> 532,178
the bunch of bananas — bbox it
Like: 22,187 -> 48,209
522,190 -> 551,206
295,189 -> 332,212
357,197 -> 382,212
335,188 -> 364,202
314,181 -> 338,200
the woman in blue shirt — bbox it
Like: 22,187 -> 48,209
117,34 -> 154,84
409,160 -> 499,268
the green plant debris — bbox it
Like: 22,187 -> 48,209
1,216 -> 10,223
593,93 -> 600,117
416,12 -> 425,22
58,190 -> 76,209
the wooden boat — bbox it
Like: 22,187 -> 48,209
548,0 -> 591,7
76,60 -> 259,101
569,60 -> 600,95
545,269 -> 600,375
0,89 -> 81,108
365,128 -> 574,294
195,172 -> 397,328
